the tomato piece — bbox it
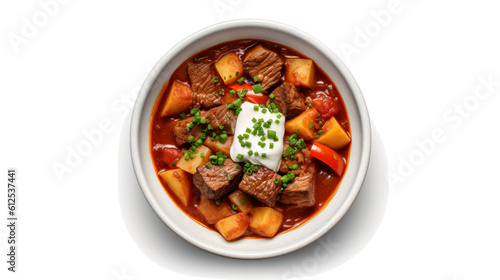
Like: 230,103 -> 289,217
229,83 -> 268,104
310,143 -> 345,176
310,91 -> 341,121
162,147 -> 183,169
229,83 -> 253,92
244,93 -> 269,104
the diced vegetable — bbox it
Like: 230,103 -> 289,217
161,147 -> 182,169
284,108 -> 319,140
160,81 -> 193,117
315,116 -> 351,150
228,190 -> 253,214
215,213 -> 250,241
249,207 -> 284,238
158,169 -> 192,206
284,58 -> 315,88
310,143 -> 346,176
176,145 -> 212,174
197,195 -> 233,224
203,136 -> 234,157
244,92 -> 269,104
310,92 -> 341,121
215,53 -> 244,85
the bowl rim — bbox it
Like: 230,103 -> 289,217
130,19 -> 371,259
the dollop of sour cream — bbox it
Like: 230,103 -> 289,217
230,102 -> 285,172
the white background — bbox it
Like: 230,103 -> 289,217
1,0 -> 499,279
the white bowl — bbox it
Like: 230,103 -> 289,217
130,19 -> 371,259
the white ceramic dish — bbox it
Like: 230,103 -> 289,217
130,19 -> 371,259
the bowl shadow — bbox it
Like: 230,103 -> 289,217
118,112 -> 389,279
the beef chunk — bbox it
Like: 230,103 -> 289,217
172,116 -> 203,146
193,159 -> 243,200
239,166 -> 281,207
279,167 -> 315,207
280,142 -> 312,175
187,61 -> 222,109
205,105 -> 237,135
271,82 -> 307,115
243,45 -> 283,93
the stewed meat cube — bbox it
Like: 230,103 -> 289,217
243,45 -> 283,93
271,82 -> 307,115
172,116 -> 204,146
239,166 -> 281,207
187,61 -> 222,109
279,167 -> 315,207
193,158 -> 243,200
205,105 -> 237,135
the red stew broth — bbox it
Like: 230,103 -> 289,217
150,39 -> 351,238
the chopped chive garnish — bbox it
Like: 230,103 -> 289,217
237,77 -> 245,84
261,108 -> 267,114
270,143 -> 274,149
233,98 -> 243,107
200,153 -> 205,158
237,154 -> 244,160
253,76 -> 258,82
318,121 -> 323,125
215,199 -> 220,205
219,90 -> 224,95
240,199 -> 246,204
316,113 -> 321,118
275,120 -> 280,124
236,71 -> 239,76
248,150 -> 253,156
307,103 -> 313,108
295,128 -> 299,133
267,130 -> 277,139
269,94 -> 275,99
229,89 -> 236,96
318,130 -> 325,135
277,114 -> 283,119
179,112 -> 186,119
309,122 -> 314,129
314,133 -> 319,138
262,153 -> 267,158
213,77 -> 219,83
252,83 -> 263,93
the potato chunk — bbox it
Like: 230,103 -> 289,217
176,145 -> 212,174
315,116 -> 351,150
203,136 -> 233,157
158,169 -> 192,207
215,53 -> 243,85
228,190 -> 254,214
249,207 -> 284,238
160,81 -> 193,117
284,108 -> 319,140
197,195 -> 233,224
215,213 -> 250,241
285,58 -> 315,88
